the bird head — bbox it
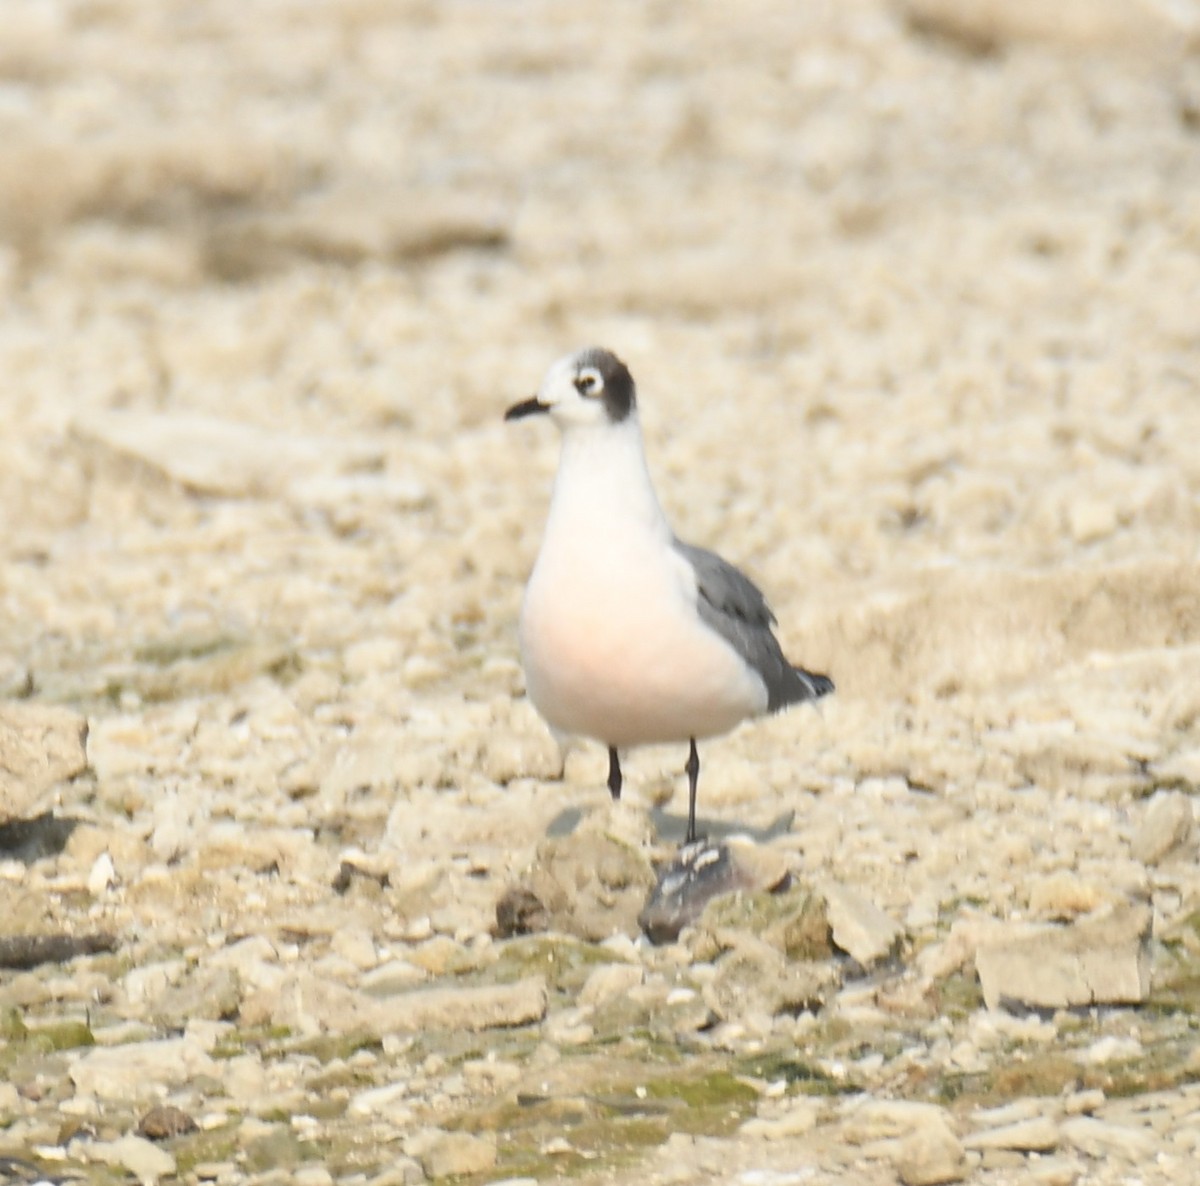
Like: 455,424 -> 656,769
505,347 -> 636,430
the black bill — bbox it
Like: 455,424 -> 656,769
504,396 -> 550,421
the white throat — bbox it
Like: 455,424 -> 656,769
545,415 -> 671,544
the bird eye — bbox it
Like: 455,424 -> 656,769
573,369 -> 602,396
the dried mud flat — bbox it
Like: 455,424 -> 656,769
2,1 -> 1200,1184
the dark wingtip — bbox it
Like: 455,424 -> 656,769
797,668 -> 834,701
811,672 -> 835,697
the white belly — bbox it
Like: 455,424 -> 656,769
518,531 -> 768,748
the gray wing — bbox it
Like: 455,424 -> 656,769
674,540 -> 833,714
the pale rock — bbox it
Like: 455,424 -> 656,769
151,965 -> 242,1027
0,1082 -> 20,1112
196,824 -> 319,879
213,184 -> 507,277
185,1018 -> 233,1052
1027,874 -> 1109,920
221,1054 -> 269,1103
1067,497 -> 1117,544
122,960 -> 188,1005
462,1058 -> 522,1093
293,1168 -> 334,1186
1063,1089 -> 1106,1116
370,1147 -> 430,1185
342,636 -> 409,680
321,732 -> 407,801
975,903 -> 1152,1011
822,880 -> 903,966
399,915 -> 434,943
208,936 -> 288,992
348,1080 -> 411,1120
740,1099 -> 821,1139
408,935 -> 465,976
60,1092 -> 99,1116
843,1099 -> 958,1143
148,795 -> 193,863
193,1162 -> 238,1181
916,915 -> 1010,980
514,806 -> 658,941
0,702 -> 89,820
404,1127 -> 497,1178
600,933 -> 640,961
895,1119 -> 968,1186
543,1006 -> 594,1046
87,851 -> 118,895
1028,1158 -> 1084,1185
82,1134 -> 177,1183
481,730 -> 563,785
970,1098 -> 1050,1126
844,1101 -> 966,1185
967,1011 -> 1056,1049
359,958 -> 429,993
70,1037 -> 218,1101
365,1160 -> 425,1186
723,835 -> 794,893
64,823 -> 149,869
0,658 -> 30,699
1060,1116 -> 1160,1161
1080,1035 -> 1142,1064
703,939 -> 834,1021
578,962 -> 644,1008
963,1116 -> 1059,1152
72,410 -> 385,498
288,474 -> 428,525
1131,791 -> 1194,864
330,925 -> 379,971
1154,747 -> 1200,787
271,970 -> 547,1034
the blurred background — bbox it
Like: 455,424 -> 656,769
2,0 -> 1199,709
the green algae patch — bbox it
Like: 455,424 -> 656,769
1148,928 -> 1200,1018
932,970 -> 985,1020
738,1053 -> 857,1097
134,631 -> 245,667
210,1023 -> 293,1060
292,1030 -> 383,1065
448,1055 -> 761,1181
171,1122 -> 242,1175
45,635 -> 303,709
641,1068 -> 758,1115
486,935 -> 619,994
0,1011 -> 94,1062
26,1019 -> 95,1053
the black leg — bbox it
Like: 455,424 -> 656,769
685,738 -> 700,844
607,746 -> 622,801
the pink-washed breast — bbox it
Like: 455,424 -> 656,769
518,532 -> 767,748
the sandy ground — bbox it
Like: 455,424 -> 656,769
2,1 -> 1200,1184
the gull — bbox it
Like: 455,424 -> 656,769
505,347 -> 833,845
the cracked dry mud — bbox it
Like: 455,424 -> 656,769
2,2 -> 1200,1185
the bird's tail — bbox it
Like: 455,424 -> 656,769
786,665 -> 834,706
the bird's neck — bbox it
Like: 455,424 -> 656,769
547,416 -> 671,541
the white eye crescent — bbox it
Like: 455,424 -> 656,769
573,367 -> 603,396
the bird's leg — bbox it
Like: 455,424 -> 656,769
685,738 -> 700,844
607,746 -> 622,801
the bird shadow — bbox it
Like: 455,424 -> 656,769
544,804 -> 794,845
